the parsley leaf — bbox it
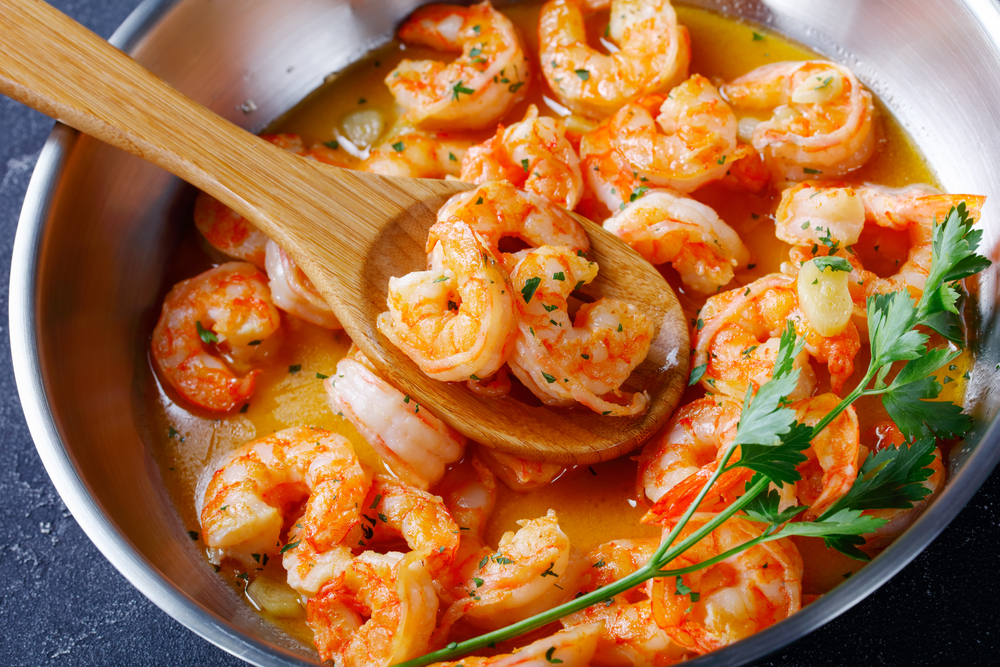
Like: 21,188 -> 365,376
812,256 -> 852,273
775,508 -> 885,560
688,363 -> 707,386
737,422 -> 812,485
741,473 -> 807,525
820,438 -> 937,519
882,376 -> 970,440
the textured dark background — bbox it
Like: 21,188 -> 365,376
2,1 -> 999,665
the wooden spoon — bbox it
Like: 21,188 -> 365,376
0,0 -> 688,464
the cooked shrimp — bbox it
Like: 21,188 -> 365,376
476,445 -> 565,492
437,180 -> 589,274
603,189 -> 750,294
860,421 -> 946,550
637,396 -> 743,506
198,427 -> 370,571
430,623 -> 603,667
791,394 -> 859,519
432,457 -> 500,602
507,246 -> 654,415
441,509 -> 587,630
781,183 -> 985,319
326,346 -> 466,490
151,262 -> 281,412
307,550 -> 439,666
361,475 -> 460,576
721,61 -> 877,181
641,394 -> 858,524
193,133 -> 356,268
378,218 -> 516,382
539,0 -> 690,118
263,240 -> 340,329
693,273 -> 860,397
650,514 -> 803,654
580,77 -> 753,215
563,539 -> 693,666
460,105 -> 584,209
361,130 -> 473,178
387,1 -> 530,129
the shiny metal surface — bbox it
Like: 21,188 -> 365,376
9,0 -> 1000,665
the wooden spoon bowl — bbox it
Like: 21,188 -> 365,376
0,0 -> 688,464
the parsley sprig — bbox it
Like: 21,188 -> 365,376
392,205 -> 988,667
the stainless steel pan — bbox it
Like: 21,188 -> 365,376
10,0 -> 1000,664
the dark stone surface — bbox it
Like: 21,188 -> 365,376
0,1 -> 997,665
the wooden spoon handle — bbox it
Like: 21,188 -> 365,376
0,0 -> 301,223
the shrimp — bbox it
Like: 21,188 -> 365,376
580,76 -> 753,216
538,0 -> 690,118
649,514 -> 803,654
507,246 -> 654,416
603,189 -> 750,294
721,61 -> 877,181
693,273 -> 860,397
563,539 -> 693,666
791,393 -> 859,519
429,623 -> 603,667
432,457 -> 499,599
361,130 -> 473,178
637,396 -> 743,506
477,445 -> 565,492
198,427 -> 370,571
307,550 -> 439,666
860,421 -> 946,550
780,183 -> 985,318
377,218 -> 516,382
387,1 -> 530,130
459,105 -> 584,209
263,240 -> 340,329
436,180 -> 589,274
193,133 -> 357,268
362,475 -> 460,577
641,394 -> 858,524
151,262 -> 281,412
326,345 -> 466,490
440,509 -> 588,631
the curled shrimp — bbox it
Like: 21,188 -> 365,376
721,61 -> 877,181
432,456 -> 499,600
563,538 -> 693,666
431,624 -> 603,667
387,1 -> 530,130
264,240 -> 341,329
860,421 -> 946,550
581,76 -> 753,216
307,550 -> 439,666
791,393 -> 859,519
693,273 -> 860,397
649,514 -> 803,654
440,509 -> 587,631
780,183 -> 985,332
508,246 -> 654,416
437,180 -> 589,273
326,345 -> 466,490
151,262 -> 281,412
361,130 -> 473,178
637,395 -> 743,506
539,0 -> 690,118
460,105 -> 584,209
603,189 -> 750,294
378,218 -> 516,382
194,133 -> 357,268
642,393 -> 858,524
198,427 -> 370,571
362,475 -> 460,577
477,445 -> 565,492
